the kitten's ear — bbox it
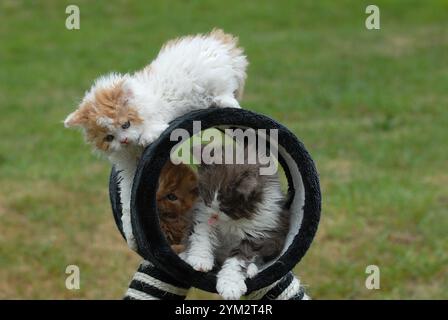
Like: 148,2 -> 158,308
236,172 -> 258,198
64,110 -> 85,128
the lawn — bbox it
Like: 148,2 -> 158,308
0,0 -> 447,299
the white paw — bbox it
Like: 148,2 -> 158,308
138,124 -> 169,146
213,95 -> 241,109
138,132 -> 158,147
121,211 -> 137,251
216,276 -> 247,300
246,263 -> 258,279
186,254 -> 214,272
126,234 -> 138,251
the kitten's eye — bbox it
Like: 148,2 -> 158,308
121,121 -> 130,130
166,193 -> 178,201
203,199 -> 211,207
105,134 -> 114,142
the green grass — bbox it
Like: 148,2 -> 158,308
0,0 -> 447,299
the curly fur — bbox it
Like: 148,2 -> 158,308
64,29 -> 248,249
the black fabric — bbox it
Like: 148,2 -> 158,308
109,107 -> 321,294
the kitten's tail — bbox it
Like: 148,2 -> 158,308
209,28 -> 248,101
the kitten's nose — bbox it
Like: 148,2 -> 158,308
120,138 -> 128,145
208,213 -> 219,226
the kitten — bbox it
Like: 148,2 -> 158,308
157,161 -> 198,254
64,29 -> 248,249
181,161 -> 290,300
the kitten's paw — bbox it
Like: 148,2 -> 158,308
121,212 -> 138,251
246,263 -> 258,279
138,132 -> 158,147
138,124 -> 169,146
186,254 -> 214,272
216,276 -> 247,300
126,235 -> 138,251
213,95 -> 241,109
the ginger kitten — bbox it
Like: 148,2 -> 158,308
64,29 -> 248,249
157,162 -> 198,253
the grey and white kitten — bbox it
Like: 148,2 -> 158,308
181,160 -> 290,300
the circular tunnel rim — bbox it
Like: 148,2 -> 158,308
109,107 -> 321,293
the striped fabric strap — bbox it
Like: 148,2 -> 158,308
124,261 -> 309,300
123,260 -> 191,300
246,272 -> 310,300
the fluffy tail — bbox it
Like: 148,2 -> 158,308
210,28 -> 248,101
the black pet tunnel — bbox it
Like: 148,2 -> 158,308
109,108 -> 321,300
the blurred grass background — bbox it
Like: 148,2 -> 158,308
0,0 -> 447,299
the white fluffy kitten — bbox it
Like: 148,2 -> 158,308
180,161 -> 290,300
64,29 -> 248,249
